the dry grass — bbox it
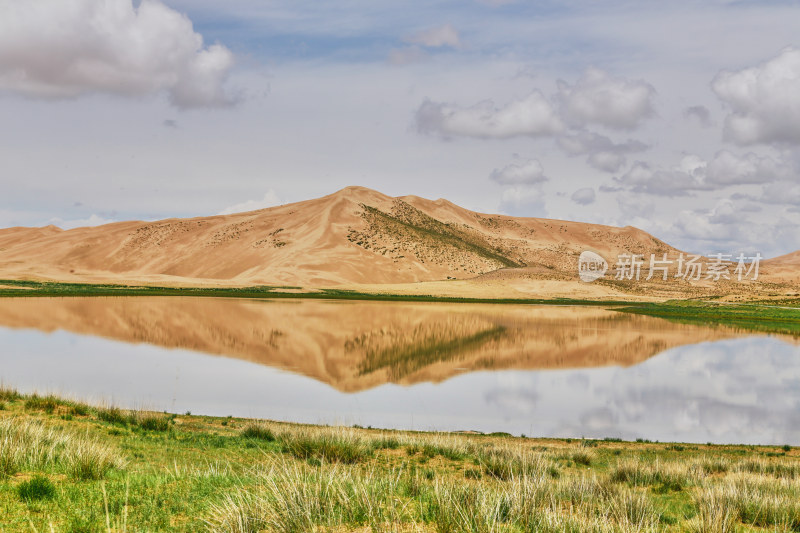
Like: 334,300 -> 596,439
4,390 -> 800,532
0,417 -> 124,480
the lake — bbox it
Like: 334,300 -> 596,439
0,297 -> 798,445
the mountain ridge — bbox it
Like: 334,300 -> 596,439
0,186 -> 796,297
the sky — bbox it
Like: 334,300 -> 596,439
1,0 -> 799,258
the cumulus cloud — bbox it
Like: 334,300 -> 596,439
684,105 -> 712,127
616,194 -> 655,219
705,150 -> 788,186
586,152 -> 627,173
614,150 -> 791,196
557,131 -> 648,172
557,68 -> 656,130
0,0 -> 236,108
571,187 -> 596,205
489,159 -> 547,185
387,46 -> 427,65
415,91 -> 563,139
498,186 -> 546,217
49,214 -> 116,230
712,47 -> 800,145
672,208 -> 737,243
752,181 -> 800,206
217,190 -> 281,215
615,156 -> 708,197
405,24 -> 461,49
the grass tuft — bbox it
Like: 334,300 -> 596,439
241,424 -> 276,442
17,475 -> 57,502
279,431 -> 373,464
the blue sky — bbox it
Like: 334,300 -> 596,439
1,0 -> 799,257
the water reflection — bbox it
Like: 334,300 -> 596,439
0,297 -> 798,444
0,297 -> 748,391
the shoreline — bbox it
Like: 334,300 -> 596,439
3,388 -> 800,531
1,279 -> 798,337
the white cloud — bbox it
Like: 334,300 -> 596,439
0,0 -> 235,108
498,186 -> 546,217
571,187 -> 596,205
705,150 -> 788,186
753,181 -> 800,206
489,159 -> 547,185
587,152 -> 627,173
616,194 -> 655,220
712,47 -> 800,145
415,91 -> 564,139
684,105 -> 712,127
557,68 -> 656,130
405,24 -> 461,49
614,150 -> 791,195
49,214 -> 115,230
615,157 -> 707,197
217,190 -> 281,215
387,46 -> 427,65
557,131 -> 648,172
672,208 -> 736,243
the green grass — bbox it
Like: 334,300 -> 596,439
16,475 -> 56,502
2,280 -> 798,337
360,203 -> 524,268
617,300 -> 800,337
0,278 -> 633,306
2,390 -> 800,531
240,423 -> 276,441
356,325 -> 507,378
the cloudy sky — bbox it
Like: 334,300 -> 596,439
1,0 -> 799,258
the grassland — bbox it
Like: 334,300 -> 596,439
618,300 -> 800,337
0,279 -> 630,306
2,280 -> 800,338
2,388 -> 800,532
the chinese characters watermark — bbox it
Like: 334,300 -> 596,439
579,251 -> 761,283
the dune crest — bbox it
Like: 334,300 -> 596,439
0,186 -> 796,297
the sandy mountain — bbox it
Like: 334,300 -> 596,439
0,186 -> 795,297
764,251 -> 800,284
0,186 -> 671,284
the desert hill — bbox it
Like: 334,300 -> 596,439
764,251 -> 800,284
0,186 -> 795,298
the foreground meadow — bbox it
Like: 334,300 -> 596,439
1,388 -> 800,532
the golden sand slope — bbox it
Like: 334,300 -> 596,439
0,186 -> 674,286
764,251 -> 800,284
0,297 -> 760,392
0,186 -> 795,298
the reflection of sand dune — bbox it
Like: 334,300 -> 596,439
0,297 -> 761,392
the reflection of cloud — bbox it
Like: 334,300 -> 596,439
587,339 -> 800,444
579,407 -> 617,432
485,388 -> 539,416
566,372 -> 589,389
475,337 -> 800,444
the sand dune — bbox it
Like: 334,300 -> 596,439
764,251 -> 800,284
0,186 -> 796,298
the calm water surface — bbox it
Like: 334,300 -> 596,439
0,297 -> 797,445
